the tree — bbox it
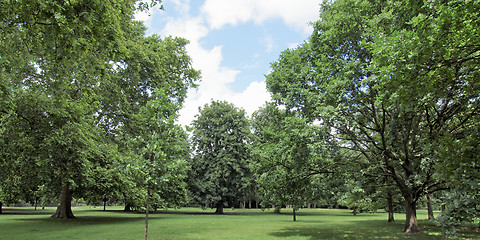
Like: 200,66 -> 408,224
126,89 -> 190,240
251,103 -> 335,221
97,33 -> 199,212
188,100 -> 251,214
266,0 -> 479,233
0,0 -> 199,221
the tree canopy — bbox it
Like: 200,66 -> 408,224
266,0 -> 479,233
0,0 -> 199,219
188,100 -> 251,214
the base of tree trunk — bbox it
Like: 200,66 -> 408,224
215,202 -> 224,214
124,203 -> 132,212
0,201 -> 3,214
293,208 -> 296,222
273,206 -> 281,214
388,212 -> 395,222
404,201 -> 419,234
52,185 -> 75,219
387,193 -> 394,222
426,194 -> 434,220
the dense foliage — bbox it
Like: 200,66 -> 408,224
0,0 -> 199,219
1,0 -> 478,236
266,0 -> 479,233
188,100 -> 251,214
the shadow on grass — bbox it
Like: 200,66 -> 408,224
2,208 -> 54,215
15,215 -> 163,226
270,220 -> 448,240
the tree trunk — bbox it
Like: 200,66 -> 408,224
273,205 -> 281,214
215,201 -> 224,214
352,207 -> 357,216
293,207 -> 296,222
426,194 -> 434,220
387,192 -> 394,222
249,200 -> 252,209
0,201 -> 2,214
52,185 -> 75,219
124,203 -> 132,212
144,188 -> 150,240
404,201 -> 419,233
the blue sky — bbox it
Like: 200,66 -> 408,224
136,0 -> 322,126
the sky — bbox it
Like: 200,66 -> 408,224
135,0 -> 322,126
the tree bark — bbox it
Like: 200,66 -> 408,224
293,207 -> 296,222
52,185 -> 75,219
215,201 -> 224,214
387,192 -> 394,222
404,201 -> 419,233
426,194 -> 434,220
144,188 -> 150,240
0,201 -> 2,214
124,203 -> 132,212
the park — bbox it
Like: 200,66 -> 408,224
1,206 -> 478,239
1,0 -> 479,239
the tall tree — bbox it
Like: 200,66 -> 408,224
266,0 -> 479,233
189,100 -> 251,214
251,103 -> 335,221
0,0 -> 199,220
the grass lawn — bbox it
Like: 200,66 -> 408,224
0,206 -> 478,239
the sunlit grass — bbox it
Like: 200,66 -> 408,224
0,207 -> 478,239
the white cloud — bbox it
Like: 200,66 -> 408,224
262,34 -> 274,52
201,0 -> 321,33
141,0 -> 321,126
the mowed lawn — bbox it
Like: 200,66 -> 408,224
0,207 -> 478,240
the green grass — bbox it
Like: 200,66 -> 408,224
0,207 -> 478,239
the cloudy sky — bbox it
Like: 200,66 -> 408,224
136,0 -> 322,126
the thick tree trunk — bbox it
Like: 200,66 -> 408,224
426,194 -> 434,220
124,203 -> 132,212
404,201 -> 419,233
0,201 -> 2,214
352,207 -> 357,216
387,192 -> 394,222
293,207 -> 296,222
249,200 -> 252,209
52,185 -> 75,219
215,201 -> 224,214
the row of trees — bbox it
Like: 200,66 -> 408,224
1,0 -> 478,236
264,0 -> 479,234
185,0 -> 480,235
0,0 -> 199,219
